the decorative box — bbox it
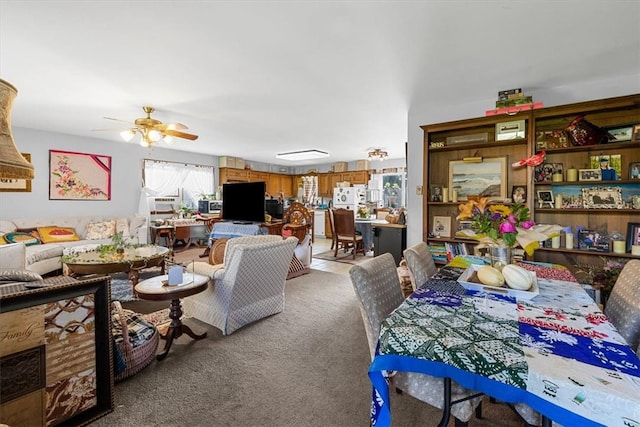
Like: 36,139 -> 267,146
333,162 -> 348,172
355,159 -> 370,170
446,133 -> 488,146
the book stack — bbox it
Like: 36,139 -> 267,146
428,242 -> 448,264
486,88 -> 543,116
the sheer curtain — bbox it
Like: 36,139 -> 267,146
143,159 -> 214,209
302,175 -> 318,204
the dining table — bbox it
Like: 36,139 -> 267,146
369,255 -> 640,427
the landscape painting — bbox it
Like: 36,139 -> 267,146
448,157 -> 507,201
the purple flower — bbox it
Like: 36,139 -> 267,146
499,222 -> 516,233
521,220 -> 535,230
490,213 -> 501,220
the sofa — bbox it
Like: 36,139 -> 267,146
0,215 -> 147,275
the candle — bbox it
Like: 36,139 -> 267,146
632,245 -> 640,256
442,187 -> 449,203
552,173 -> 563,182
552,236 -> 561,248
613,241 -> 625,254
168,265 -> 184,286
452,190 -> 458,203
555,194 -> 563,209
567,168 -> 578,182
565,233 -> 574,249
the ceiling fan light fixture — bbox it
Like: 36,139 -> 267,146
148,129 -> 162,142
162,134 -> 174,144
120,129 -> 136,142
368,148 -> 388,161
276,149 -> 330,161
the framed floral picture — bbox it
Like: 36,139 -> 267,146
49,150 -> 111,200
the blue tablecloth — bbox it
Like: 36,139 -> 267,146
208,222 -> 266,246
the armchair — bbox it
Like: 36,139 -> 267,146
183,235 -> 298,335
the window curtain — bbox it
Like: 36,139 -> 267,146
143,159 -> 214,209
302,175 -> 318,204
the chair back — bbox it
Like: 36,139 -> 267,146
332,208 -> 356,237
403,242 -> 438,289
349,253 -> 404,359
282,202 -> 313,241
605,259 -> 640,350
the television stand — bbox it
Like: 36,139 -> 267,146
232,221 -> 254,225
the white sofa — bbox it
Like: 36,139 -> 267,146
0,215 -> 147,275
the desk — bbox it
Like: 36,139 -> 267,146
369,256 -> 640,427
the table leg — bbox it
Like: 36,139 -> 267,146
437,377 -> 452,427
156,298 -> 207,361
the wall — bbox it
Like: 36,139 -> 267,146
405,74 -> 640,248
0,128 -> 218,220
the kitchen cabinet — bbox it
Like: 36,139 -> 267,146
220,168 -> 249,183
318,174 -> 331,197
248,171 -> 268,182
266,173 -> 282,196
373,223 -> 407,266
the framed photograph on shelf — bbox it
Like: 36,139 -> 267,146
511,185 -> 527,204
626,222 -> 640,253
630,162 -> 640,180
49,150 -> 111,200
430,184 -> 443,202
0,153 -> 32,192
536,190 -> 554,208
632,124 -> 640,142
432,216 -> 452,238
607,125 -> 634,142
448,157 -> 507,201
581,186 -> 623,209
590,154 -> 621,181
534,163 -> 563,182
578,168 -> 602,181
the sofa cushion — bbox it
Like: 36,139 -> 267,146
25,244 -> 65,266
86,220 -> 116,240
38,226 -> 81,243
4,232 -> 41,246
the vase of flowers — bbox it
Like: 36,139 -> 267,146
456,197 -> 535,270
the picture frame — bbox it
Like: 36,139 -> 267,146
0,153 -> 32,192
511,185 -> 527,204
536,190 -> 554,208
590,154 -> 621,181
432,215 -> 452,238
534,163 -> 563,183
626,222 -> 640,253
430,184 -> 443,202
607,125 -> 634,142
581,186 -> 624,209
630,162 -> 640,180
578,168 -> 602,181
448,156 -> 507,201
49,150 -> 111,200
632,124 -> 640,142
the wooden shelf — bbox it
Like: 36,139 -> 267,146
536,247 -> 640,259
429,138 -> 527,152
536,208 -> 639,213
534,179 -> 639,186
535,140 -> 639,154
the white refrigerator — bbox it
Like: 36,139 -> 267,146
333,187 -> 364,210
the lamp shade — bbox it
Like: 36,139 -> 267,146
0,79 -> 35,180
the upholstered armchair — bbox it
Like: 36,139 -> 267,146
183,235 -> 298,335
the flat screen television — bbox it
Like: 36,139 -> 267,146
222,181 -> 266,223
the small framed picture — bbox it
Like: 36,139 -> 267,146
590,154 -> 621,181
537,190 -> 554,208
630,162 -> 640,180
626,222 -> 640,253
432,216 -> 452,238
511,185 -> 527,204
632,124 -> 640,142
581,186 -> 624,209
430,184 -> 443,202
534,163 -> 563,182
607,125 -> 634,142
578,168 -> 602,181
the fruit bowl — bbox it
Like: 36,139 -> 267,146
457,264 -> 540,300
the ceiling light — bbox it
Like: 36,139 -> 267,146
162,135 -> 174,144
120,129 -> 136,142
368,148 -> 388,161
276,149 -> 330,161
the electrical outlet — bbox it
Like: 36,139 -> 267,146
416,185 -> 423,195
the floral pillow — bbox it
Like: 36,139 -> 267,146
86,220 -> 116,240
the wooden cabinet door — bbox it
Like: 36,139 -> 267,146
329,173 -> 342,189
318,173 -> 330,197
280,175 -> 293,197
219,168 -> 248,183
266,173 -> 281,196
248,171 -> 268,182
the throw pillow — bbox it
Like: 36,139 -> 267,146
3,232 -> 41,246
37,226 -> 80,243
0,269 -> 43,282
16,227 -> 42,243
0,233 -> 6,244
86,220 -> 116,240
115,217 -> 131,237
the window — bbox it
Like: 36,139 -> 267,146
371,172 -> 407,209
143,159 -> 214,210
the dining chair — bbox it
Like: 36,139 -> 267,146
604,259 -> 640,351
403,241 -> 438,290
327,208 -> 337,250
349,253 -> 483,426
332,208 -> 365,259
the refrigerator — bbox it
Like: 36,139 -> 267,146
333,186 -> 365,210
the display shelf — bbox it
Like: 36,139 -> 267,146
535,139 -> 639,154
429,138 -> 527,152
536,208 -> 639,214
535,247 -> 640,259
535,179 -> 639,186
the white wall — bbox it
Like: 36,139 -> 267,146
405,75 -> 640,248
0,128 -> 218,220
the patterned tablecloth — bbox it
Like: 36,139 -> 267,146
208,222 -> 266,246
369,256 -> 640,427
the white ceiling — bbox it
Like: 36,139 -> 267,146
1,1 -> 639,166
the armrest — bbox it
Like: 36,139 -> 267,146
186,261 -> 224,278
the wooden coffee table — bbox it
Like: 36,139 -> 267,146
62,245 -> 170,291
134,273 -> 209,360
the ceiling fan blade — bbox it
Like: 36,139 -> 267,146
164,129 -> 199,140
164,122 -> 189,131
104,116 -> 135,124
92,127 -> 129,131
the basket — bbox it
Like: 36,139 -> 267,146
112,301 -> 159,382
566,116 -> 609,146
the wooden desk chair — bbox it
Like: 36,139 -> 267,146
332,208 -> 364,259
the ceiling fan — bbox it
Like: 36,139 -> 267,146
100,106 -> 199,147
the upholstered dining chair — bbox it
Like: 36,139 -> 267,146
333,208 -> 365,259
403,241 -> 438,290
604,259 -> 640,351
349,253 -> 483,426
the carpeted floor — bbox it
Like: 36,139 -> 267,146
92,268 -> 524,427
312,249 -> 369,264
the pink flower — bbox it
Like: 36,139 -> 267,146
508,214 -> 516,224
521,220 -> 535,230
499,222 -> 516,233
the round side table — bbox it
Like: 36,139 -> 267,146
135,273 -> 209,360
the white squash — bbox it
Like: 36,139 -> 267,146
477,266 -> 505,287
502,265 -> 533,290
